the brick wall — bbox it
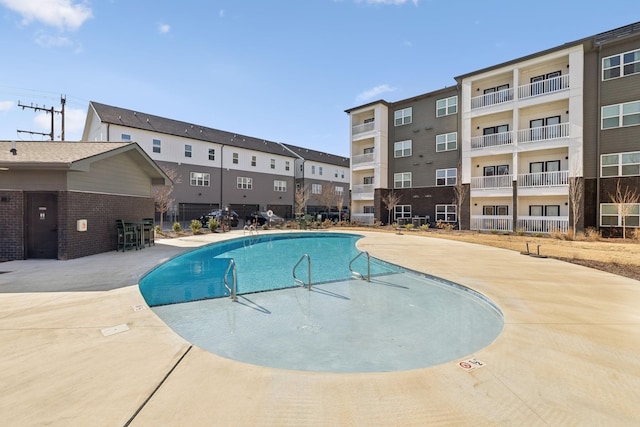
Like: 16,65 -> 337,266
0,191 -> 24,261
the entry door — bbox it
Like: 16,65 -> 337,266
26,192 -> 58,259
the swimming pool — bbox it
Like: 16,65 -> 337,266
140,232 -> 504,372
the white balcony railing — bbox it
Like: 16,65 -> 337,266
352,152 -> 375,166
518,75 -> 570,99
517,216 -> 569,233
351,213 -> 375,225
352,184 -> 375,194
518,123 -> 570,144
517,170 -> 568,188
471,174 -> 513,190
471,88 -> 514,109
471,215 -> 513,232
352,121 -> 375,136
471,131 -> 514,150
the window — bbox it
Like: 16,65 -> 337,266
251,156 -> 256,167
190,172 -> 210,187
274,180 -> 287,192
436,168 -> 457,186
184,145 -> 192,158
237,177 -> 252,189
319,166 -> 323,176
394,205 -> 412,220
394,140 -> 412,158
152,139 -> 161,153
483,205 -> 509,215
232,153 -> 239,164
436,96 -> 457,117
271,159 -> 276,169
436,205 -> 457,222
603,49 -> 640,80
341,171 -> 345,179
529,205 -> 560,216
121,133 -> 131,141
208,148 -> 215,161
394,108 -> 412,126
600,203 -> 640,227
363,176 -> 374,184
335,169 -> 338,178
436,132 -> 457,152
312,184 -> 322,194
285,161 -> 290,171
602,101 -> 640,129
529,116 -> 561,140
335,186 -> 344,196
363,147 -> 374,154
394,172 -> 412,188
311,165 -> 316,174
601,152 -> 640,177
363,206 -> 375,214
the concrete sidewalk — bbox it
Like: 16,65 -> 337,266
1,230 -> 639,426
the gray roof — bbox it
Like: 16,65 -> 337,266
281,143 -> 349,168
90,101 -> 298,159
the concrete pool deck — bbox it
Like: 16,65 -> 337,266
1,230 -> 639,426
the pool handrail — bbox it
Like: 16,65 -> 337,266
293,254 -> 312,291
349,251 -> 371,282
224,259 -> 237,301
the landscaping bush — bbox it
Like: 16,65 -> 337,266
172,222 -> 181,233
190,219 -> 202,234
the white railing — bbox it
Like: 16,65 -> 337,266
352,184 -> 375,194
471,131 -> 514,150
516,216 -> 569,233
471,215 -> 512,232
471,174 -> 513,190
471,88 -> 514,109
352,153 -> 375,166
351,213 -> 375,225
517,170 -> 568,188
518,123 -> 570,144
352,121 -> 375,135
518,74 -> 570,99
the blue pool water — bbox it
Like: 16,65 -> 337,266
140,232 -> 504,372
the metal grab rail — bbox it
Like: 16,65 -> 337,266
349,251 -> 371,282
224,259 -> 237,301
293,254 -> 311,290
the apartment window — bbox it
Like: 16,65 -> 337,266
233,153 -> 239,164
436,204 -> 457,222
300,164 -> 303,172
394,107 -> 412,126
603,49 -> 640,80
394,140 -> 412,158
394,205 -> 411,220
602,101 -> 640,129
319,166 -> 323,175
394,172 -> 412,188
237,176 -> 252,189
312,183 -> 322,194
363,176 -> 374,185
363,147 -> 374,154
121,133 -> 131,141
483,84 -> 511,103
436,96 -> 457,117
335,186 -> 344,196
189,172 -> 210,187
208,148 -> 215,161
271,159 -> 276,169
152,139 -> 161,153
436,168 -> 457,186
311,165 -> 316,174
601,152 -> 640,177
529,205 -> 560,216
363,206 -> 375,214
341,171 -> 345,179
251,156 -> 257,167
335,169 -> 338,178
274,180 -> 287,192
436,132 -> 457,152
184,145 -> 192,158
600,203 -> 640,227
484,165 -> 510,176
483,205 -> 509,215
285,161 -> 290,171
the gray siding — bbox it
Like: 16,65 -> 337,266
0,170 -> 67,191
67,152 -> 151,196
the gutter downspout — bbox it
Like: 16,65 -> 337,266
596,44 -> 602,231
220,145 -> 224,210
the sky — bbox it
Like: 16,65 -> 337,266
0,1 -> 638,157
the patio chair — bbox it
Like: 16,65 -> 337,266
142,218 -> 155,247
116,219 -> 138,251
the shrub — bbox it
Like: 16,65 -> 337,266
515,228 -> 526,236
190,219 -> 202,234
419,224 -> 429,232
208,218 -> 219,232
404,223 -> 415,231
172,222 -> 181,233
435,220 -> 455,231
584,227 -> 601,241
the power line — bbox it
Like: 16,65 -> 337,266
17,95 -> 67,141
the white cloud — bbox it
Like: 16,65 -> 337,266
34,32 -> 72,47
0,101 -> 13,112
356,0 -> 419,5
158,23 -> 170,34
356,84 -> 396,103
32,107 -> 85,140
0,0 -> 92,30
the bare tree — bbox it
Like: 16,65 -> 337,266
380,190 -> 401,225
152,165 -> 180,230
453,161 -> 468,229
609,179 -> 640,239
294,184 -> 311,216
568,163 -> 584,235
318,185 -> 336,212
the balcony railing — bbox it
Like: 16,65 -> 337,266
352,184 -> 375,194
517,170 -> 568,188
471,88 -> 514,109
471,131 -> 514,150
352,121 -> 375,136
516,216 -> 569,233
352,153 -> 375,166
518,123 -> 570,144
351,213 -> 375,225
471,215 -> 512,232
518,75 -> 570,99
471,174 -> 513,190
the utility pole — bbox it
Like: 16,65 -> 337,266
17,95 -> 66,141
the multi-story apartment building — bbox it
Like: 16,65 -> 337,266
83,102 -> 349,225
347,22 -> 640,235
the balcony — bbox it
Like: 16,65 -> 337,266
516,216 -> 569,233
352,152 -> 375,167
352,121 -> 375,136
352,184 -> 375,201
471,131 -> 514,150
471,88 -> 514,110
517,170 -> 568,188
471,174 -> 513,190
518,123 -> 570,144
351,213 -> 375,225
518,75 -> 569,100
471,215 -> 512,232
